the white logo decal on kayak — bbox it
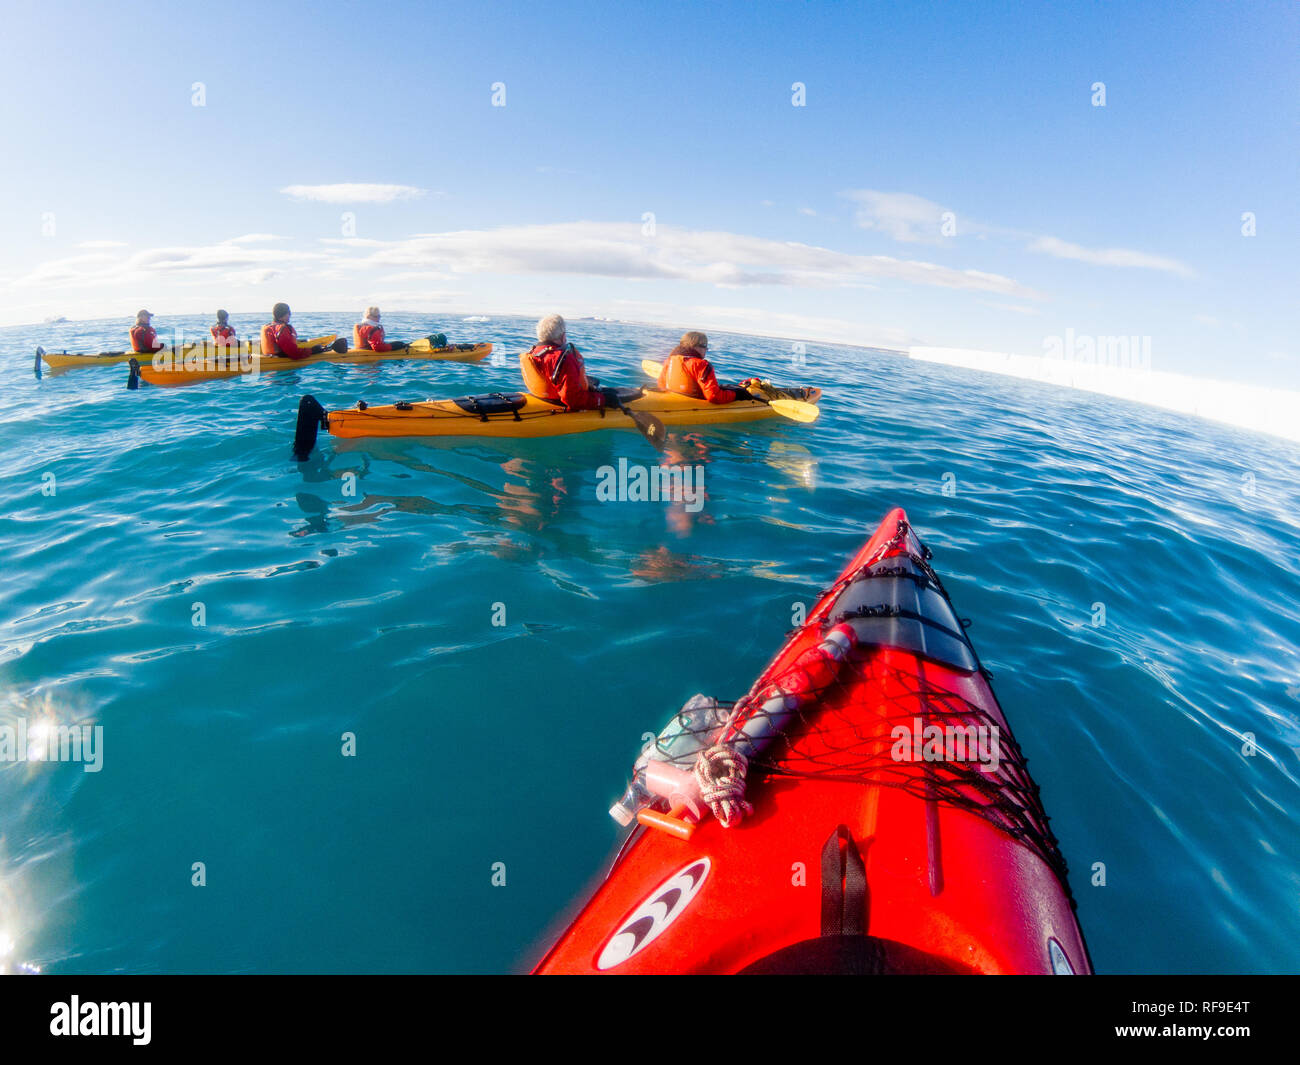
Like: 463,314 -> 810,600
1048,938 -> 1075,975
596,859 -> 710,971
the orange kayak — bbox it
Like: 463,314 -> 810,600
132,341 -> 492,387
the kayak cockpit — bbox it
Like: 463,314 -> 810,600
738,935 -> 978,975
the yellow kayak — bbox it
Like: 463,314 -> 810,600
37,336 -> 337,372
134,340 -> 492,387
293,383 -> 822,457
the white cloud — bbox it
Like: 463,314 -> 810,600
76,239 -> 128,249
21,252 -> 121,286
230,233 -> 283,244
982,300 -> 1041,316
319,288 -> 466,308
224,268 -> 279,286
376,269 -> 457,284
1027,236 -> 1194,277
280,183 -> 431,204
845,187 -> 1195,278
322,221 -> 1038,298
797,207 -> 817,216
629,301 -> 914,350
16,241 -> 327,289
844,190 -> 952,244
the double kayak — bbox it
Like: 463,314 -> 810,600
534,508 -> 1092,974
292,382 -> 822,456
34,336 -> 338,376
133,340 -> 492,387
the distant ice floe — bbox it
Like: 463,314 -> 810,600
462,315 -> 491,322
909,346 -> 1300,446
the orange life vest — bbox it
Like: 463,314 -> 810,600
260,322 -> 280,355
354,322 -> 386,350
658,352 -> 705,398
129,324 -> 158,353
520,345 -> 562,401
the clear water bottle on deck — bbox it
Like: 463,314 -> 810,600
608,694 -> 731,825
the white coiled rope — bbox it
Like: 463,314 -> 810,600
695,745 -> 754,828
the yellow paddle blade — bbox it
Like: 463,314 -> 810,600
768,398 -> 821,423
292,334 -> 336,351
641,359 -> 663,377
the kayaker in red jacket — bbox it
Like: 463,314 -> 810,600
129,310 -> 165,353
656,332 -> 737,403
259,303 -> 316,359
210,309 -> 236,345
520,314 -> 605,410
352,307 -> 411,352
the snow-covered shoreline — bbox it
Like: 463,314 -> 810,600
909,346 -> 1300,446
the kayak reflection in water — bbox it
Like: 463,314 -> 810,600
656,331 -> 750,404
520,314 -> 606,411
210,309 -> 237,346
129,309 -> 166,354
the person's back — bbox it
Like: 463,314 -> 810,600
353,306 -> 409,352
261,302 -> 310,359
656,332 -> 736,404
520,314 -> 605,411
129,310 -> 164,353
210,309 -> 236,345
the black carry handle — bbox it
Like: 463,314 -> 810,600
820,825 -> 867,936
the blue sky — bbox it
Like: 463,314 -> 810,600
1,0 -> 1296,384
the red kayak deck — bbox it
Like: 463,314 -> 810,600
535,508 -> 1091,975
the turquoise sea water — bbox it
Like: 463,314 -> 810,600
2,312 -> 1298,974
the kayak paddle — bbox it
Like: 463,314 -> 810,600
603,388 -> 666,451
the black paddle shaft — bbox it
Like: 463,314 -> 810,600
600,387 -> 666,451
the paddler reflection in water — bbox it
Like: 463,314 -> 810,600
520,314 -> 606,410
260,303 -> 331,360
129,309 -> 166,354
656,331 -> 750,403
